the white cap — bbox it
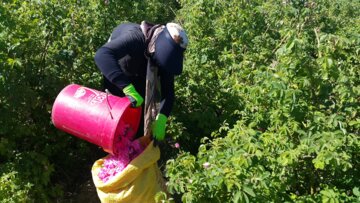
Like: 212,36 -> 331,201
166,23 -> 189,49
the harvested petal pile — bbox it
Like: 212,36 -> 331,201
98,125 -> 144,183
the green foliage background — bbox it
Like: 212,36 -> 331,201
166,0 -> 360,202
0,0 -> 359,202
0,0 -> 179,201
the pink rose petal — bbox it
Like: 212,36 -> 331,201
98,126 -> 144,182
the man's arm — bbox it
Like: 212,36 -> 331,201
94,35 -> 132,89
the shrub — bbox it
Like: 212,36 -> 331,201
166,0 -> 360,202
0,0 -> 179,201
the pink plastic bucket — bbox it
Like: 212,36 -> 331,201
51,84 -> 141,154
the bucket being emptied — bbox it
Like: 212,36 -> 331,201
51,84 -> 142,154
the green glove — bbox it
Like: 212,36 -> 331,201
152,114 -> 167,141
123,84 -> 144,107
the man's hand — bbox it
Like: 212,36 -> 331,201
123,84 -> 144,107
152,114 -> 167,141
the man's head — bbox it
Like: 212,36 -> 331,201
153,23 -> 188,75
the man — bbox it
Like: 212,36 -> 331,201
94,21 -> 188,142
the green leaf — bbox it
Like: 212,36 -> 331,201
353,187 -> 360,197
243,186 -> 255,197
233,191 -> 242,203
313,159 -> 325,170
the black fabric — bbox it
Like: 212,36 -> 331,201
153,27 -> 185,75
94,22 -> 175,119
94,23 -> 147,89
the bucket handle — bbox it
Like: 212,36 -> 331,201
105,89 -> 113,119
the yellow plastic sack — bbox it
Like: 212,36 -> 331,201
91,141 -> 167,203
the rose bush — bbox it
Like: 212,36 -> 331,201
165,0 -> 360,202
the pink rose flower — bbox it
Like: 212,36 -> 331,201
98,126 -> 144,182
203,162 -> 211,169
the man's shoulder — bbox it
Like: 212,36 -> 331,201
111,22 -> 143,41
113,23 -> 141,34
